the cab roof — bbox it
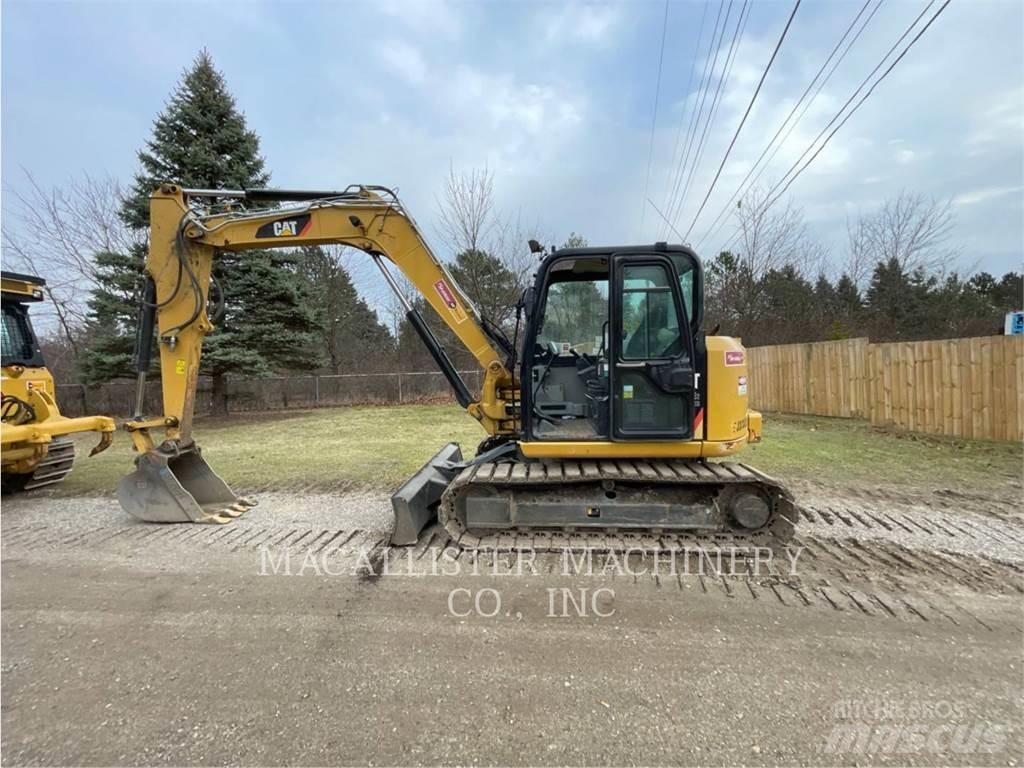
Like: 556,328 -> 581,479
1,271 -> 46,302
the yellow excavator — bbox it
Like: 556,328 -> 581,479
2,272 -> 115,491
118,184 -> 796,548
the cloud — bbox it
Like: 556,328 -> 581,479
952,185 -> 1023,207
449,67 -> 583,138
378,39 -> 427,85
542,3 -> 623,45
3,0 -> 1023,287
965,86 -> 1024,153
375,0 -> 464,40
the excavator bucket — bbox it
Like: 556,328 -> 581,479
117,445 -> 255,524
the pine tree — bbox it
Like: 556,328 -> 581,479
833,273 -> 863,338
79,251 -> 145,384
82,50 -> 321,413
121,50 -> 268,229
397,297 -> 441,371
755,266 -> 817,344
298,246 -> 395,373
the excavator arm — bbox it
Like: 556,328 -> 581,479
119,184 -> 518,523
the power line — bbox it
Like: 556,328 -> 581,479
715,0 -> 952,257
682,0 -> 802,240
660,0 -> 730,240
768,0 -> 951,206
645,197 -> 685,242
657,0 -> 710,238
693,0 -> 881,250
721,0 -> 937,248
639,0 -> 672,232
662,0 -> 733,239
669,0 -> 752,231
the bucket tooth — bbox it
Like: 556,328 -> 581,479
117,444 -> 251,524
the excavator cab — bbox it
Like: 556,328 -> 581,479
524,246 -> 700,444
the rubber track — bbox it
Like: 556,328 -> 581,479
438,459 -> 798,551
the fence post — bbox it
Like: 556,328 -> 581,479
315,375 -> 320,406
398,373 -> 403,404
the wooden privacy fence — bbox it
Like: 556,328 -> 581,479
747,335 -> 1024,442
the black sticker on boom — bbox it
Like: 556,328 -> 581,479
255,214 -> 312,238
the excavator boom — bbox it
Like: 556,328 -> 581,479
119,184 -> 515,524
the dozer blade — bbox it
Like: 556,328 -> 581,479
390,442 -> 462,545
117,445 -> 256,524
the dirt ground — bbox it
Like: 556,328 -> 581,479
2,468 -> 1022,766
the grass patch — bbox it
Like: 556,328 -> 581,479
59,404 -> 1021,497
744,413 -> 1022,491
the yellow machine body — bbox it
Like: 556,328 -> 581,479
118,184 -> 790,543
2,273 -> 114,490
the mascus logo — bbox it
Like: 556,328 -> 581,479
255,214 -> 312,238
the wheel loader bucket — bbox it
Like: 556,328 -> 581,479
390,442 -> 462,545
117,446 -> 255,524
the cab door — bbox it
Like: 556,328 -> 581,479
611,254 -> 695,439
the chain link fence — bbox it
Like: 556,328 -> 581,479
55,370 -> 485,419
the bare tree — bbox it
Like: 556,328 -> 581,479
2,171 -> 143,361
488,208 -> 549,290
734,187 -> 820,280
844,214 -> 873,288
850,190 -> 955,276
435,165 -> 496,256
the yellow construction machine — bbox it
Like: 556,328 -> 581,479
117,184 -> 796,547
2,272 -> 115,491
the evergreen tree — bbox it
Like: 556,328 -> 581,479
120,50 -> 268,229
448,248 -> 520,330
396,297 -> 440,371
704,251 -> 758,337
82,50 -> 320,413
754,266 -> 817,344
79,251 -> 145,384
298,246 -> 395,373
864,258 -> 940,340
832,273 -> 863,338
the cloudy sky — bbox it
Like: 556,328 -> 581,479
3,0 -> 1022,310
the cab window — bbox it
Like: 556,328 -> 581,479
670,254 -> 696,325
621,264 -> 683,360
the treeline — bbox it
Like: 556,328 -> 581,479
6,52 -> 1019,404
707,254 -> 1021,348
702,188 -> 1020,348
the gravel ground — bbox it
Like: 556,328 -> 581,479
8,483 -> 1023,564
3,489 -> 395,537
2,482 -> 1022,766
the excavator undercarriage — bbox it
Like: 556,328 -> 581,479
393,444 -> 797,550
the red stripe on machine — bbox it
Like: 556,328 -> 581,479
693,407 -> 704,433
